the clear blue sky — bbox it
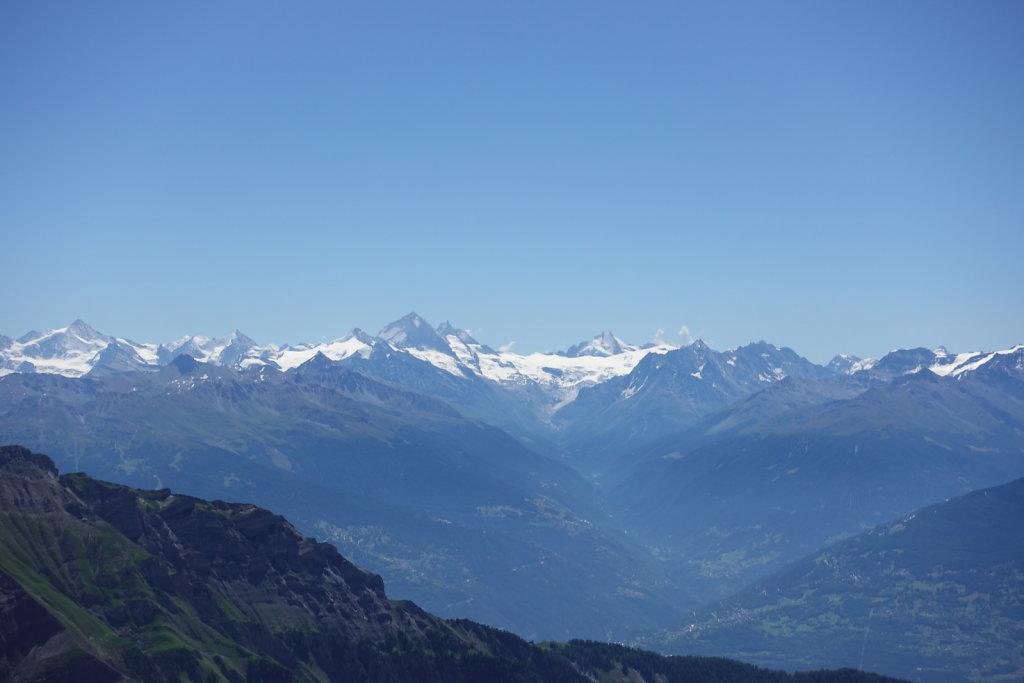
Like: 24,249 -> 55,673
2,1 -> 1022,362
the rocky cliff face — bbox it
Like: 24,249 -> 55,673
0,445 -> 453,682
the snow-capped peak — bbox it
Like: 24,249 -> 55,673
561,331 -> 637,358
436,321 -> 479,346
378,312 -> 427,343
66,319 -> 109,343
826,353 -> 864,375
0,319 -> 116,377
377,313 -> 456,358
225,329 -> 256,346
344,328 -> 377,345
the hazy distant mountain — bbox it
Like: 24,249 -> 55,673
560,330 -> 637,358
835,345 -> 1024,384
553,340 -> 831,470
607,347 -> 1024,601
646,475 -> 1024,682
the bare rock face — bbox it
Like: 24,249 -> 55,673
0,444 -> 61,507
61,470 -> 415,639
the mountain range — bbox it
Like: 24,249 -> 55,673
5,315 -> 1018,459
1,314 -> 1022,680
4,315 -> 1017,423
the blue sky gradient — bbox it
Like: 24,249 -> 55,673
2,1 -> 1022,362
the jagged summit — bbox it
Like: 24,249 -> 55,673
378,312 -> 452,354
436,320 -> 479,346
826,353 -> 863,375
66,318 -> 108,341
342,327 -> 377,344
296,350 -> 337,370
15,330 -> 42,344
561,331 -> 636,358
224,329 -> 256,346
378,312 -> 428,340
688,338 -> 710,352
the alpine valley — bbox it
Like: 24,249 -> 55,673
2,314 -> 1022,682
0,445 -> 902,683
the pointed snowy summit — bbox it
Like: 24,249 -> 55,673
378,313 -> 452,354
16,319 -> 111,362
225,329 -> 256,347
561,331 -> 636,358
66,319 -> 109,342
